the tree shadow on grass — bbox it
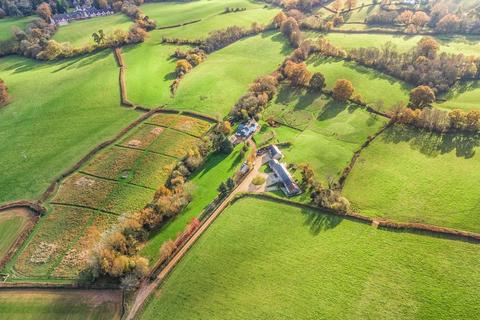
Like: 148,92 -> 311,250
317,100 -> 356,121
437,80 -> 480,102
301,207 -> 342,235
164,71 -> 177,81
268,32 -> 292,55
382,125 -> 480,159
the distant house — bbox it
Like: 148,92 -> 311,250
268,144 -> 283,160
52,5 -> 114,26
235,119 -> 258,140
268,159 -> 301,197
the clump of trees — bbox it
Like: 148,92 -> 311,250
0,78 -> 10,106
283,60 -> 312,87
409,85 -> 435,108
297,163 -> 351,212
224,7 -> 246,13
332,79 -> 354,102
232,73 -> 280,120
347,37 -> 480,93
201,23 -> 267,53
279,15 -> 302,48
363,1 -> 480,35
171,48 -> 207,94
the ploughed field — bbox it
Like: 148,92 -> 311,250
139,197 -> 480,320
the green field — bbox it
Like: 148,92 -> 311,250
122,31 -> 185,108
435,81 -> 480,111
0,289 -> 122,319
124,28 -> 289,110
343,125 -> 480,233
0,52 -> 138,204
261,85 -> 386,183
141,0 -> 271,27
283,103 -> 386,184
53,13 -> 133,47
170,32 -> 290,116
0,209 -> 32,262
141,144 -> 245,262
324,33 -> 480,55
139,197 -> 480,320
156,7 -> 278,40
0,16 -> 36,41
308,56 -> 411,111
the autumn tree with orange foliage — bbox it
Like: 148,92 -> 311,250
283,60 -> 312,87
0,79 -> 9,106
36,2 -> 52,22
332,79 -> 354,102
409,85 -> 435,108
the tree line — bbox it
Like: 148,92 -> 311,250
366,0 -> 480,35
393,106 -> 480,134
345,37 -> 479,93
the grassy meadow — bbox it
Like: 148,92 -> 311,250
141,0 -> 271,27
261,86 -> 386,183
155,7 -> 278,40
52,13 -> 133,47
324,33 -> 480,55
435,81 -> 480,111
0,289 -> 122,319
343,125 -> 480,233
170,32 -> 291,116
139,197 -> 480,320
121,31 -> 185,108
0,52 -> 138,204
0,16 -> 36,41
0,208 -> 33,262
307,56 -> 411,111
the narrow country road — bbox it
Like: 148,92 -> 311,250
124,146 -> 263,320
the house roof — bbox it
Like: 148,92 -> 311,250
268,159 -> 300,195
269,145 -> 282,158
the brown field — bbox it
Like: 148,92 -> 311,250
148,129 -> 200,158
13,206 -> 95,277
0,288 -> 122,319
52,213 -> 118,278
82,146 -> 143,181
130,152 -> 176,189
52,173 -> 118,211
170,114 -> 213,137
145,113 -> 180,127
119,124 -> 166,150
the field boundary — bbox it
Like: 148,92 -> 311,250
39,108 -> 161,203
337,121 -> 393,189
156,19 -> 202,30
236,193 -> 480,243
0,203 -> 42,270
113,47 -> 137,108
